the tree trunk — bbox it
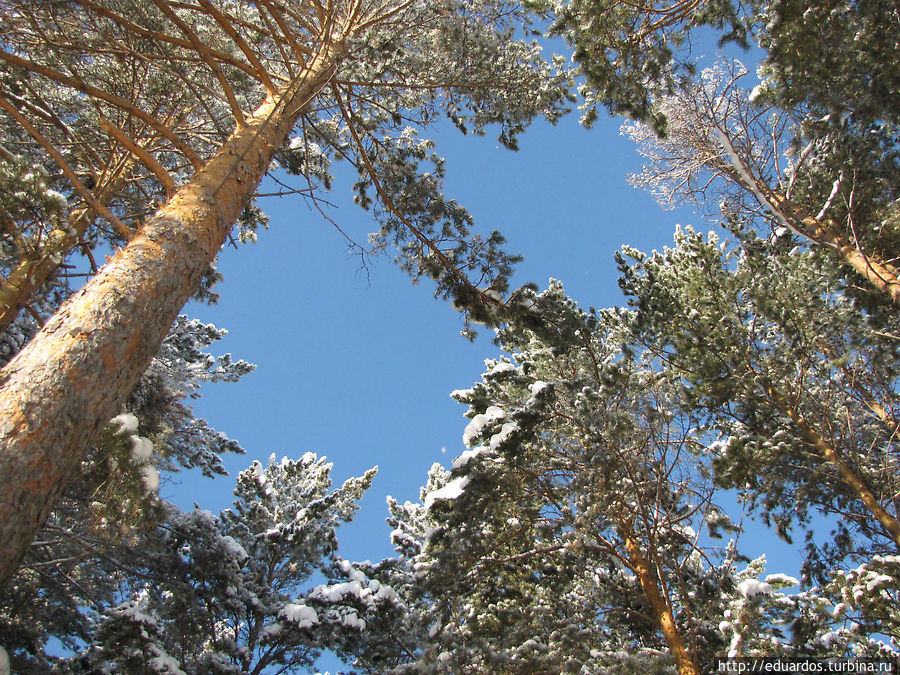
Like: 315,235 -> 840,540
769,193 -> 900,306
620,526 -> 700,675
0,161 -> 136,334
773,392 -> 900,548
0,43 -> 344,588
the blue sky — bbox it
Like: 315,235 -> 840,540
179,105 -> 801,554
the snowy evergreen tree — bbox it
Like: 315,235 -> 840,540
616,227 -> 900,569
316,465 -> 454,673
622,58 -> 900,306
372,283 -> 745,674
713,554 -> 898,659
0,315 -> 251,671
528,0 -> 747,129
347,278 -> 900,672
67,454 -> 376,674
528,0 -> 898,304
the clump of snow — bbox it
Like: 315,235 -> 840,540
220,536 -> 248,561
462,406 -> 505,446
251,460 -> 266,485
865,573 -> 893,592
527,381 -> 552,406
489,422 -> 519,451
112,598 -> 160,627
282,603 -> 318,629
673,524 -> 697,540
453,446 -> 494,470
311,580 -> 364,603
337,559 -> 366,583
424,476 -> 471,510
749,83 -> 766,102
141,466 -> 160,492
109,412 -> 158,493
529,381 -> 550,396
484,360 -> 517,378
449,387 -> 475,400
819,631 -> 842,649
131,435 -> 154,463
342,611 -> 366,630
149,648 -> 187,675
310,567 -> 398,608
737,579 -> 774,597
262,623 -> 284,638
110,413 -> 139,435
764,573 -> 799,588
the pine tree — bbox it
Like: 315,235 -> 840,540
386,283 -> 749,674
616,227 -> 900,566
535,0 -> 898,305
67,453 -> 375,674
622,59 -> 900,306
526,0 -> 746,128
318,466 -> 456,673
344,278 -> 900,671
0,0 -> 570,587
0,315 -> 251,670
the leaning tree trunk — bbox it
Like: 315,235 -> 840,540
0,161 -> 135,335
620,525 -> 701,675
0,43 -> 344,588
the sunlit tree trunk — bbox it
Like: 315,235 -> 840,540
770,389 -> 900,548
620,526 -> 700,675
768,193 -> 900,306
0,43 -> 344,588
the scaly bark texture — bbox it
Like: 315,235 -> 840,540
0,43 -> 344,588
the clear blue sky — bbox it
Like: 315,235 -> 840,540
172,56 -> 799,671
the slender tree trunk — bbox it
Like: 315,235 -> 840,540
0,162 -> 135,334
826,234 -> 900,306
769,193 -> 900,305
0,44 -> 344,588
620,526 -> 700,675
774,394 -> 900,547
720,145 -> 900,305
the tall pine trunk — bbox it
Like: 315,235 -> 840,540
0,44 -> 344,588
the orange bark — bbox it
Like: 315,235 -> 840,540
620,527 -> 700,675
775,395 -> 900,548
769,193 -> 900,306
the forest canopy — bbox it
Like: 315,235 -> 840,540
0,0 -> 898,673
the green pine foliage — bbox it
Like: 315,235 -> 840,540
392,272 -> 899,670
375,283 -> 735,672
72,454 -> 375,674
1,0 -> 899,671
0,316 -> 252,671
617,227 -> 900,572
